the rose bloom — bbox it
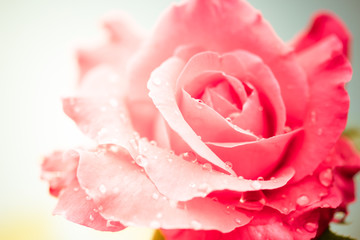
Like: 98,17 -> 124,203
42,0 -> 360,239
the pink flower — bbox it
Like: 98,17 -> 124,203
42,0 -> 360,239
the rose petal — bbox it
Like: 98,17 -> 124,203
147,56 -> 236,175
180,89 -> 258,143
291,12 -> 351,57
77,12 -> 143,79
206,129 -> 302,179
176,51 -> 286,136
54,180 -> 125,232
127,0 -> 307,126
41,150 -> 79,197
138,139 -> 295,201
285,37 -> 352,182
76,148 -> 252,233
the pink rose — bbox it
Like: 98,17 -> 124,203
42,0 -> 360,239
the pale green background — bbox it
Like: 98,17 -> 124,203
0,0 -> 359,239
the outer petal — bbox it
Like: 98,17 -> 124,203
291,12 -> 351,57
128,0 -> 308,125
77,11 -> 144,80
76,148 -> 252,233
138,139 -> 295,201
54,180 -> 125,232
285,37 -> 352,182
41,150 -> 79,197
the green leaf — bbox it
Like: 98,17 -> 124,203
343,127 -> 360,150
318,228 -> 356,240
152,230 -> 165,240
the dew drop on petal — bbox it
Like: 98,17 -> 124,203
85,195 -> 91,201
150,140 -> 157,146
135,155 -> 148,167
189,183 -> 196,188
98,205 -> 103,212
251,180 -> 261,190
181,151 -> 197,162
284,126 -> 292,133
156,212 -> 163,219
89,214 -> 94,221
202,163 -> 212,171
99,184 -> 107,194
238,176 -> 244,180
304,222 -> 318,233
225,117 -> 232,123
195,99 -> 204,109
197,183 -> 210,194
73,187 -> 79,192
225,161 -> 233,169
234,218 -> 242,225
296,195 -> 309,206
152,192 -> 159,200
167,157 -> 173,163
333,211 -> 346,223
310,111 -> 317,123
257,176 -> 264,181
190,220 -> 202,230
319,168 -> 333,187
317,128 -> 323,136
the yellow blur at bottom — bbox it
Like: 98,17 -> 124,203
0,210 -> 155,240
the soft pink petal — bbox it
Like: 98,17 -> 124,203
62,96 -> 136,155
176,51 -> 286,136
127,0 -> 307,126
291,12 -> 351,57
285,37 -> 352,182
147,56 -> 235,175
54,180 -> 125,232
138,139 -> 295,201
77,11 -> 143,79
41,150 -> 79,197
179,89 -> 258,143
76,148 -> 252,232
207,129 -> 301,179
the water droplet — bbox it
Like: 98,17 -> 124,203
225,161 -> 233,169
109,145 -> 119,153
283,207 -> 289,214
73,187 -> 79,192
135,155 -> 148,167
238,191 -> 266,211
238,176 -> 244,180
195,99 -> 204,109
251,180 -> 261,190
98,205 -> 103,212
152,192 -> 159,200
257,176 -> 264,181
225,205 -> 234,214
270,177 -> 276,181
150,140 -> 157,146
106,220 -> 115,227
202,163 -> 212,171
167,157 -> 173,163
129,138 -> 138,150
333,211 -> 346,223
310,111 -> 316,123
191,220 -> 202,230
85,195 -> 91,201
197,183 -> 210,194
189,183 -> 196,188
322,203 -> 330,208
284,126 -> 292,133
319,168 -> 333,187
181,151 -> 197,162
150,220 -> 161,229
296,195 -> 309,206
99,184 -> 107,194
234,218 -> 242,225
93,208 -> 98,212
212,197 -> 219,202
152,77 -> 162,86
317,128 -> 323,136
225,117 -> 232,123
109,98 -> 118,108
156,212 -> 163,219
304,222 -> 317,233
89,214 -> 94,221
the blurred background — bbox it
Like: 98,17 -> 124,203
0,0 -> 359,239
